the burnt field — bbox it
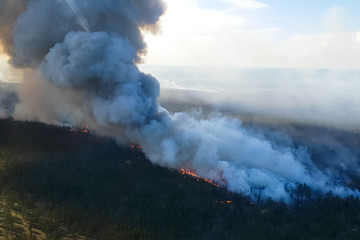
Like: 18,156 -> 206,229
0,119 -> 360,239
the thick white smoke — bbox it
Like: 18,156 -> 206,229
0,0 -> 358,202
129,112 -> 356,201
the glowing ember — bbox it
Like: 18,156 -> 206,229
215,200 -> 233,204
67,126 -> 90,133
181,169 -> 221,187
130,144 -> 143,149
81,126 -> 89,133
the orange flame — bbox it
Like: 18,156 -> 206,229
180,169 -> 221,187
130,144 -> 142,149
215,200 -> 233,204
67,126 -> 89,133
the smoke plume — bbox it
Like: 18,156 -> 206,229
0,0 -> 358,202
0,82 -> 18,117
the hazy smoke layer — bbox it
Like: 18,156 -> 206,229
0,82 -> 18,117
0,0 -> 358,202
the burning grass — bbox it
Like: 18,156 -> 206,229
130,144 -> 142,149
67,125 -> 89,133
180,168 -> 221,187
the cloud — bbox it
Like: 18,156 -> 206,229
321,5 -> 347,33
143,1 -> 360,69
357,31 -> 360,42
223,0 -> 269,10
282,32 -> 360,69
144,4 -> 360,69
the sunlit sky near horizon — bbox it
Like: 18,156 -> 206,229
142,0 -> 360,69
1,0 -> 360,81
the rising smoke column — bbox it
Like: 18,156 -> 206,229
0,0 -> 163,126
0,0 -> 358,202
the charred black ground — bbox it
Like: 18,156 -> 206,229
0,119 -> 360,240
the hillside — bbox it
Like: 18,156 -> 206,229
0,119 -> 359,240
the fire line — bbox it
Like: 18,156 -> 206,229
181,168 -> 221,187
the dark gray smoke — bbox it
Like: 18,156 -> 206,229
0,0 -> 27,59
41,31 -> 160,126
1,0 -> 163,67
1,0 -> 163,127
0,0 -> 358,202
0,82 -> 19,117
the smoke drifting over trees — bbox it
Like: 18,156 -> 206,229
0,82 -> 18,117
0,0 -> 359,201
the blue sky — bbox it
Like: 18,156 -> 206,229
263,0 -> 360,33
142,0 -> 360,69
1,0 -> 360,79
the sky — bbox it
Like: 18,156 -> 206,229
142,0 -> 360,69
1,0 -> 360,81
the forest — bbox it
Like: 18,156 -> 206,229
0,118 -> 359,239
